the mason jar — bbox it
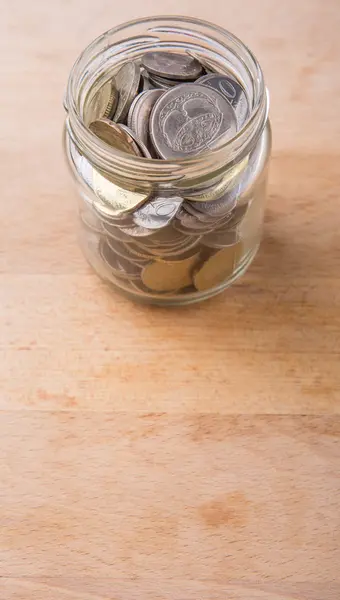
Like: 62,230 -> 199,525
63,16 -> 271,306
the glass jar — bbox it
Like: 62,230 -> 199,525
63,16 -> 271,306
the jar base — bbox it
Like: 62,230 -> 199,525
82,237 -> 260,307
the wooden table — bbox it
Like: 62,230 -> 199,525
1,1 -> 340,598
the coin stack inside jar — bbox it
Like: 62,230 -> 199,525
71,50 -> 263,299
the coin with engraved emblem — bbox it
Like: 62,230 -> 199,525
133,195 -> 183,229
150,83 -> 237,159
198,74 -> 249,129
142,51 -> 203,81
113,62 -> 140,123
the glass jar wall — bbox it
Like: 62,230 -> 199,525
64,17 -> 271,306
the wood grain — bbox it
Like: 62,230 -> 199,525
1,0 -> 340,598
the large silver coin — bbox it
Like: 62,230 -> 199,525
141,51 -> 203,81
133,196 -> 183,230
197,74 -> 249,129
127,89 -> 164,153
150,83 -> 237,159
113,62 -> 140,123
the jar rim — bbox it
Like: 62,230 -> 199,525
65,15 -> 268,184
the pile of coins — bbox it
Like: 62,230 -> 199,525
73,50 -> 261,296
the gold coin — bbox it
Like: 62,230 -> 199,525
85,79 -> 118,124
89,119 -> 141,156
92,169 -> 149,218
193,243 -> 243,291
141,253 -> 200,292
183,158 -> 248,202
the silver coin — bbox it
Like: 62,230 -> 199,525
177,208 -> 219,232
120,224 -> 158,238
133,196 -> 183,230
141,51 -> 203,81
113,62 -> 140,123
197,74 -> 249,129
100,240 -> 142,279
141,234 -> 201,258
227,203 -> 250,228
106,236 -> 150,265
120,124 -> 152,158
185,51 -> 219,74
127,89 -> 164,154
182,202 -> 224,223
140,73 -> 154,91
189,184 -> 239,218
103,221 -> 136,242
149,83 -> 237,160
148,73 -> 179,88
127,92 -> 148,129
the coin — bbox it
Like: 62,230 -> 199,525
103,221 -> 136,242
141,51 -> 203,81
202,228 -> 239,249
150,83 -> 237,159
127,89 -> 164,153
189,185 -> 239,218
89,119 -> 142,156
120,124 -> 152,158
226,202 -> 249,227
141,252 -> 200,292
185,51 -> 219,74
177,208 -> 219,232
184,157 -> 248,202
85,79 -> 118,124
238,193 -> 263,239
113,62 -> 140,123
193,243 -> 243,291
140,71 -> 154,91
133,195 -> 183,229
106,237 -> 149,266
100,240 -> 142,280
198,74 -> 249,129
148,73 -> 179,88
120,224 -> 158,238
92,169 -> 150,218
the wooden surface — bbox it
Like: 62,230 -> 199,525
1,1 -> 340,599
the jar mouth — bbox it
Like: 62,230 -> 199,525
66,16 -> 268,184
